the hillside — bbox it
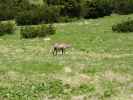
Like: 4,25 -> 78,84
0,14 -> 133,100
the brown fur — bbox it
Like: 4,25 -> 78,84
52,43 -> 71,55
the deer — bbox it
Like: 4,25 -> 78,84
51,43 -> 71,55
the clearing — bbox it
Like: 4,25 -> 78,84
0,14 -> 133,100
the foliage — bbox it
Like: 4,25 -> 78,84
111,0 -> 133,14
61,0 -> 82,17
21,24 -> 55,38
42,5 -> 61,23
112,19 -> 133,32
83,0 -> 112,18
16,4 -> 61,25
46,0 -> 65,5
0,20 -> 16,36
0,0 -> 16,20
0,0 -> 133,25
46,24 -> 56,35
0,0 -> 32,21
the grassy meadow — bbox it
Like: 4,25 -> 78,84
0,14 -> 133,100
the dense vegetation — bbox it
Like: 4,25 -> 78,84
112,18 -> 133,32
0,0 -> 133,25
21,24 -> 55,38
0,20 -> 55,38
0,20 -> 16,36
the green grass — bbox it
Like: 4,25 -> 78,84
28,0 -> 44,5
0,14 -> 133,100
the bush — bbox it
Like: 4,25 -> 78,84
16,10 -> 42,25
16,5 -> 61,25
61,0 -> 82,17
1,0 -> 133,24
15,3 -> 45,25
83,0 -> 112,19
0,0 -> 15,20
42,5 -> 61,23
0,20 -> 16,36
111,0 -> 133,14
112,19 -> 133,32
46,24 -> 56,35
0,0 -> 31,21
21,24 -> 55,38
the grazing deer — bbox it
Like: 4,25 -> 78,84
52,43 -> 71,55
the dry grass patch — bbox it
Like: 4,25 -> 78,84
102,70 -> 132,83
71,95 -> 85,100
86,52 -> 133,59
54,72 -> 94,87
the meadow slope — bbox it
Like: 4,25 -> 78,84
0,14 -> 133,100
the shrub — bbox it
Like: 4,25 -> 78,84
42,5 -> 61,23
0,0 -> 15,20
0,20 -> 16,36
21,24 -> 55,38
0,0 -> 31,21
1,0 -> 133,24
46,24 -> 56,35
15,4 -> 45,25
16,5 -> 61,25
83,0 -> 112,19
111,0 -> 133,14
61,0 -> 82,17
16,11 -> 37,25
112,19 -> 133,32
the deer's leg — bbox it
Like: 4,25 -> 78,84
56,49 -> 58,55
53,48 -> 57,56
61,48 -> 64,55
63,49 -> 65,54
53,48 -> 55,55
